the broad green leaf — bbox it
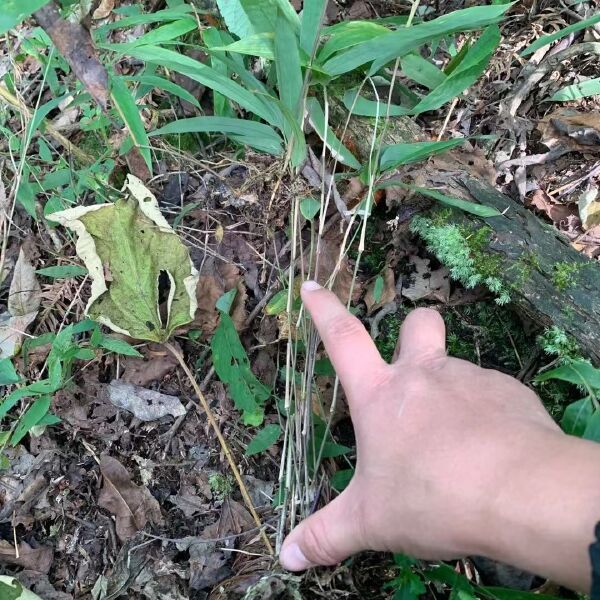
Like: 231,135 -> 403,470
97,336 -> 143,357
16,178 -> 36,219
36,265 -> 88,278
561,397 -> 593,437
323,4 -> 511,76
245,423 -> 281,455
306,97 -> 361,169
395,184 -> 503,217
212,33 -> 276,60
536,360 -> 600,393
300,0 -> 326,56
120,45 -> 280,126
211,313 -> 271,425
0,0 -> 51,35
321,441 -> 352,458
216,0 -> 255,38
550,77 -> 600,102
584,411 -> 600,443
123,75 -> 201,109
265,289 -> 288,315
401,54 -> 447,89
379,139 -> 467,172
410,26 -> 501,115
343,89 -> 409,117
48,176 -> 199,343
150,117 -> 284,156
331,468 -> 354,492
11,395 -> 51,445
373,275 -> 384,303
0,388 -> 34,422
318,21 -> 390,62
522,13 -> 600,57
0,576 -> 44,600
110,75 -> 153,174
314,357 -> 335,376
0,359 -> 20,386
300,197 -> 321,220
275,12 -> 303,117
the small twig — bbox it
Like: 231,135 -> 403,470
164,342 -> 274,556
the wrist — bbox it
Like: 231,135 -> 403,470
483,430 -> 600,591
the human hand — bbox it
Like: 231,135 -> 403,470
279,282 -> 600,591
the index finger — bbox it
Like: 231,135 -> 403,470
301,281 -> 387,399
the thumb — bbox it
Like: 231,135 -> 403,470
279,490 -> 364,571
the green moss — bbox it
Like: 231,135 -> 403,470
348,218 -> 388,275
410,212 -> 510,304
552,261 -> 581,291
164,132 -> 202,153
208,473 -> 234,500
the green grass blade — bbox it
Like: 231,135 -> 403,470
203,28 -> 235,117
105,19 -> 197,49
379,139 -> 467,172
150,116 -> 284,156
522,12 -> 600,57
306,97 -> 361,169
110,74 -> 153,173
323,3 -> 511,76
213,32 -> 276,60
119,45 -> 280,126
550,77 -> 600,101
300,0 -> 326,55
124,74 -> 201,108
410,25 -> 501,114
11,395 -> 51,445
343,89 -> 410,117
95,5 -> 194,33
216,0 -> 255,38
401,53 -> 447,89
275,11 -> 303,117
398,184 -> 503,217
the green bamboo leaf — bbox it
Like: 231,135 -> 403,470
522,12 -> 600,57
36,265 -> 88,278
245,423 -> 281,455
550,77 -> 600,102
323,4 -> 511,76
306,97 -> 361,169
120,45 -> 280,126
150,117 -> 284,156
318,21 -> 390,62
211,313 -> 271,425
0,0 -> 50,35
203,28 -> 235,117
300,0 -> 326,56
343,89 -> 409,117
110,74 -> 152,173
216,0 -> 255,38
410,26 -> 501,115
379,139 -> 467,172
212,33 -> 276,60
11,395 -> 51,446
0,359 -> 20,386
96,5 -> 194,33
123,74 -> 201,108
398,184 -> 503,217
103,19 -> 196,49
400,53 -> 447,89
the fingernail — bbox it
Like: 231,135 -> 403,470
280,543 -> 312,571
302,280 -> 321,292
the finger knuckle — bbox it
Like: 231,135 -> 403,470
324,313 -> 364,342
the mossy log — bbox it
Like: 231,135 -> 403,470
329,109 -> 600,362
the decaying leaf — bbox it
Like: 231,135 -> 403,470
93,0 -> 115,19
527,189 -> 577,227
0,249 -> 41,358
0,541 -> 53,574
579,185 -> 600,230
402,256 -> 450,302
98,455 -> 163,542
364,268 -> 396,314
539,109 -> 600,151
121,343 -> 178,386
48,176 -> 199,342
108,380 -> 186,421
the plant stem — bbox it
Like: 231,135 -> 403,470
164,342 -> 274,556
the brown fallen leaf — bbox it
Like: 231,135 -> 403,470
122,343 -> 178,386
578,185 -> 600,230
402,256 -> 450,303
526,189 -> 578,228
98,455 -> 163,542
0,540 -> 53,574
93,0 -> 115,19
315,237 -> 362,305
108,381 -> 186,421
364,268 -> 396,315
539,109 -> 600,151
